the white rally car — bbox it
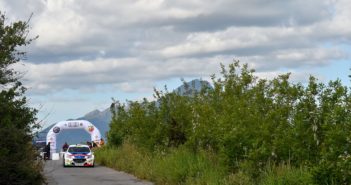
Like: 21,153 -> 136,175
63,144 -> 94,167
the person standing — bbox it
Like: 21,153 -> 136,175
100,138 -> 105,147
92,141 -> 97,148
86,141 -> 92,149
45,142 -> 51,160
62,142 -> 69,152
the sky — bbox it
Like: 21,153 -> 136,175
1,0 -> 350,128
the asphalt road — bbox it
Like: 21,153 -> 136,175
44,160 -> 153,185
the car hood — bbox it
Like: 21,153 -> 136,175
68,152 -> 91,155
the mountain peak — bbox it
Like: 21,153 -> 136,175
84,109 -> 101,118
175,79 -> 212,96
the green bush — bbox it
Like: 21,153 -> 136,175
152,147 -> 225,185
225,171 -> 254,185
96,143 -> 228,185
105,61 -> 351,184
95,143 -> 153,179
0,12 -> 44,185
260,164 -> 313,185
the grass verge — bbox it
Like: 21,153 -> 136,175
95,143 -> 313,185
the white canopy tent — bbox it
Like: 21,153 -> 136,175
46,120 -> 101,154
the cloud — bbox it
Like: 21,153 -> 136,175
2,0 -> 351,95
15,57 -> 226,94
32,2 -> 88,47
15,49 -> 343,95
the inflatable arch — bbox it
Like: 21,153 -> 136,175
46,120 -> 101,153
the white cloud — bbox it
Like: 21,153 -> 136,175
31,0 -> 89,47
2,0 -> 351,96
15,57 -> 221,93
254,71 -> 317,87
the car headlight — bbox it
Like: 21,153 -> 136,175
65,154 -> 73,159
86,155 -> 93,159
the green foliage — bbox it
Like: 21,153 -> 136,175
95,143 -> 153,179
96,143 -> 227,185
260,164 -> 313,185
106,60 -> 351,184
153,147 -> 224,185
0,13 -> 37,85
0,12 -> 43,185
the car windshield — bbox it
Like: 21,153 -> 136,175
68,147 -> 90,153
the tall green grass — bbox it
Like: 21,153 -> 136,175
260,164 -> 313,185
95,143 -> 314,185
152,147 -> 225,185
95,143 -> 225,184
95,143 -> 153,179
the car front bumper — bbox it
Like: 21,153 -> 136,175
64,158 -> 94,166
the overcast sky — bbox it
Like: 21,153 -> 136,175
1,0 -> 350,127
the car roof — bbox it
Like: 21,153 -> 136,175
68,144 -> 90,148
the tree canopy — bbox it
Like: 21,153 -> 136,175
0,12 -> 44,185
108,61 -> 351,184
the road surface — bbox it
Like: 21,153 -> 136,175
44,160 -> 153,185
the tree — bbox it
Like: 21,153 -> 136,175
0,12 -> 44,185
106,60 -> 351,183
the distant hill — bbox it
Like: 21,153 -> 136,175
76,108 -> 112,138
34,79 -> 212,149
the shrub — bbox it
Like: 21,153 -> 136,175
260,164 -> 313,185
96,143 -> 228,185
105,61 -> 351,184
